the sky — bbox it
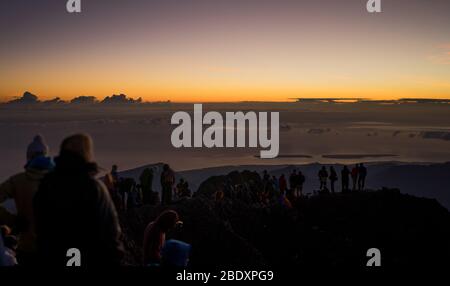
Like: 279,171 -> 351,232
0,0 -> 449,102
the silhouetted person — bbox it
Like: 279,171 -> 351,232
181,181 -> 191,198
262,170 -> 270,192
329,166 -> 338,193
139,168 -> 154,204
176,178 -> 190,199
143,210 -> 181,266
289,170 -> 297,194
111,165 -> 126,210
34,134 -> 124,267
279,174 -> 287,194
351,164 -> 359,191
358,163 -> 367,191
123,178 -> 138,210
262,170 -> 270,182
318,167 -> 328,190
103,173 -> 116,204
297,171 -> 305,197
161,164 -> 175,205
111,165 -> 119,184
0,135 -> 54,266
119,177 -> 136,212
341,166 -> 350,192
271,175 -> 279,192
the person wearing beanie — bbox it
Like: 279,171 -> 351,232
0,134 -> 54,266
26,135 -> 49,163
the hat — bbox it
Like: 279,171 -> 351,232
26,135 -> 49,162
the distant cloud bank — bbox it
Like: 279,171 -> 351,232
4,92 -> 145,106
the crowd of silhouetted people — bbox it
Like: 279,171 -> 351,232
0,134 -> 191,267
0,133 -> 369,267
252,164 -> 368,209
102,163 -> 190,213
265,163 -> 367,197
317,163 -> 367,193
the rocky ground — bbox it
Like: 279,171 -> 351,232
119,170 -> 450,269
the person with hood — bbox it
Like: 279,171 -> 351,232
143,210 -> 181,266
329,166 -> 338,193
33,133 -> 124,267
0,135 -> 54,265
160,164 -> 175,205
318,166 -> 328,191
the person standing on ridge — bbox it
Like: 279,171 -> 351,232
318,167 -> 328,191
329,166 -> 338,193
358,163 -> 367,191
271,175 -> 279,192
279,174 -> 287,194
289,170 -> 297,195
111,165 -> 119,185
160,164 -> 175,205
351,164 -> 359,191
297,171 -> 305,197
341,166 -> 350,193
140,168 -> 154,205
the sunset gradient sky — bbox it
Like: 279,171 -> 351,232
1,0 -> 449,102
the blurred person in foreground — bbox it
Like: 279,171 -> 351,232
34,134 -> 124,267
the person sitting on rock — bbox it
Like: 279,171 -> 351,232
143,210 -> 182,266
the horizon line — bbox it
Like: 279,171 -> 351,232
1,92 -> 450,104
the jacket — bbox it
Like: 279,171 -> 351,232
33,151 -> 124,267
0,157 -> 53,253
